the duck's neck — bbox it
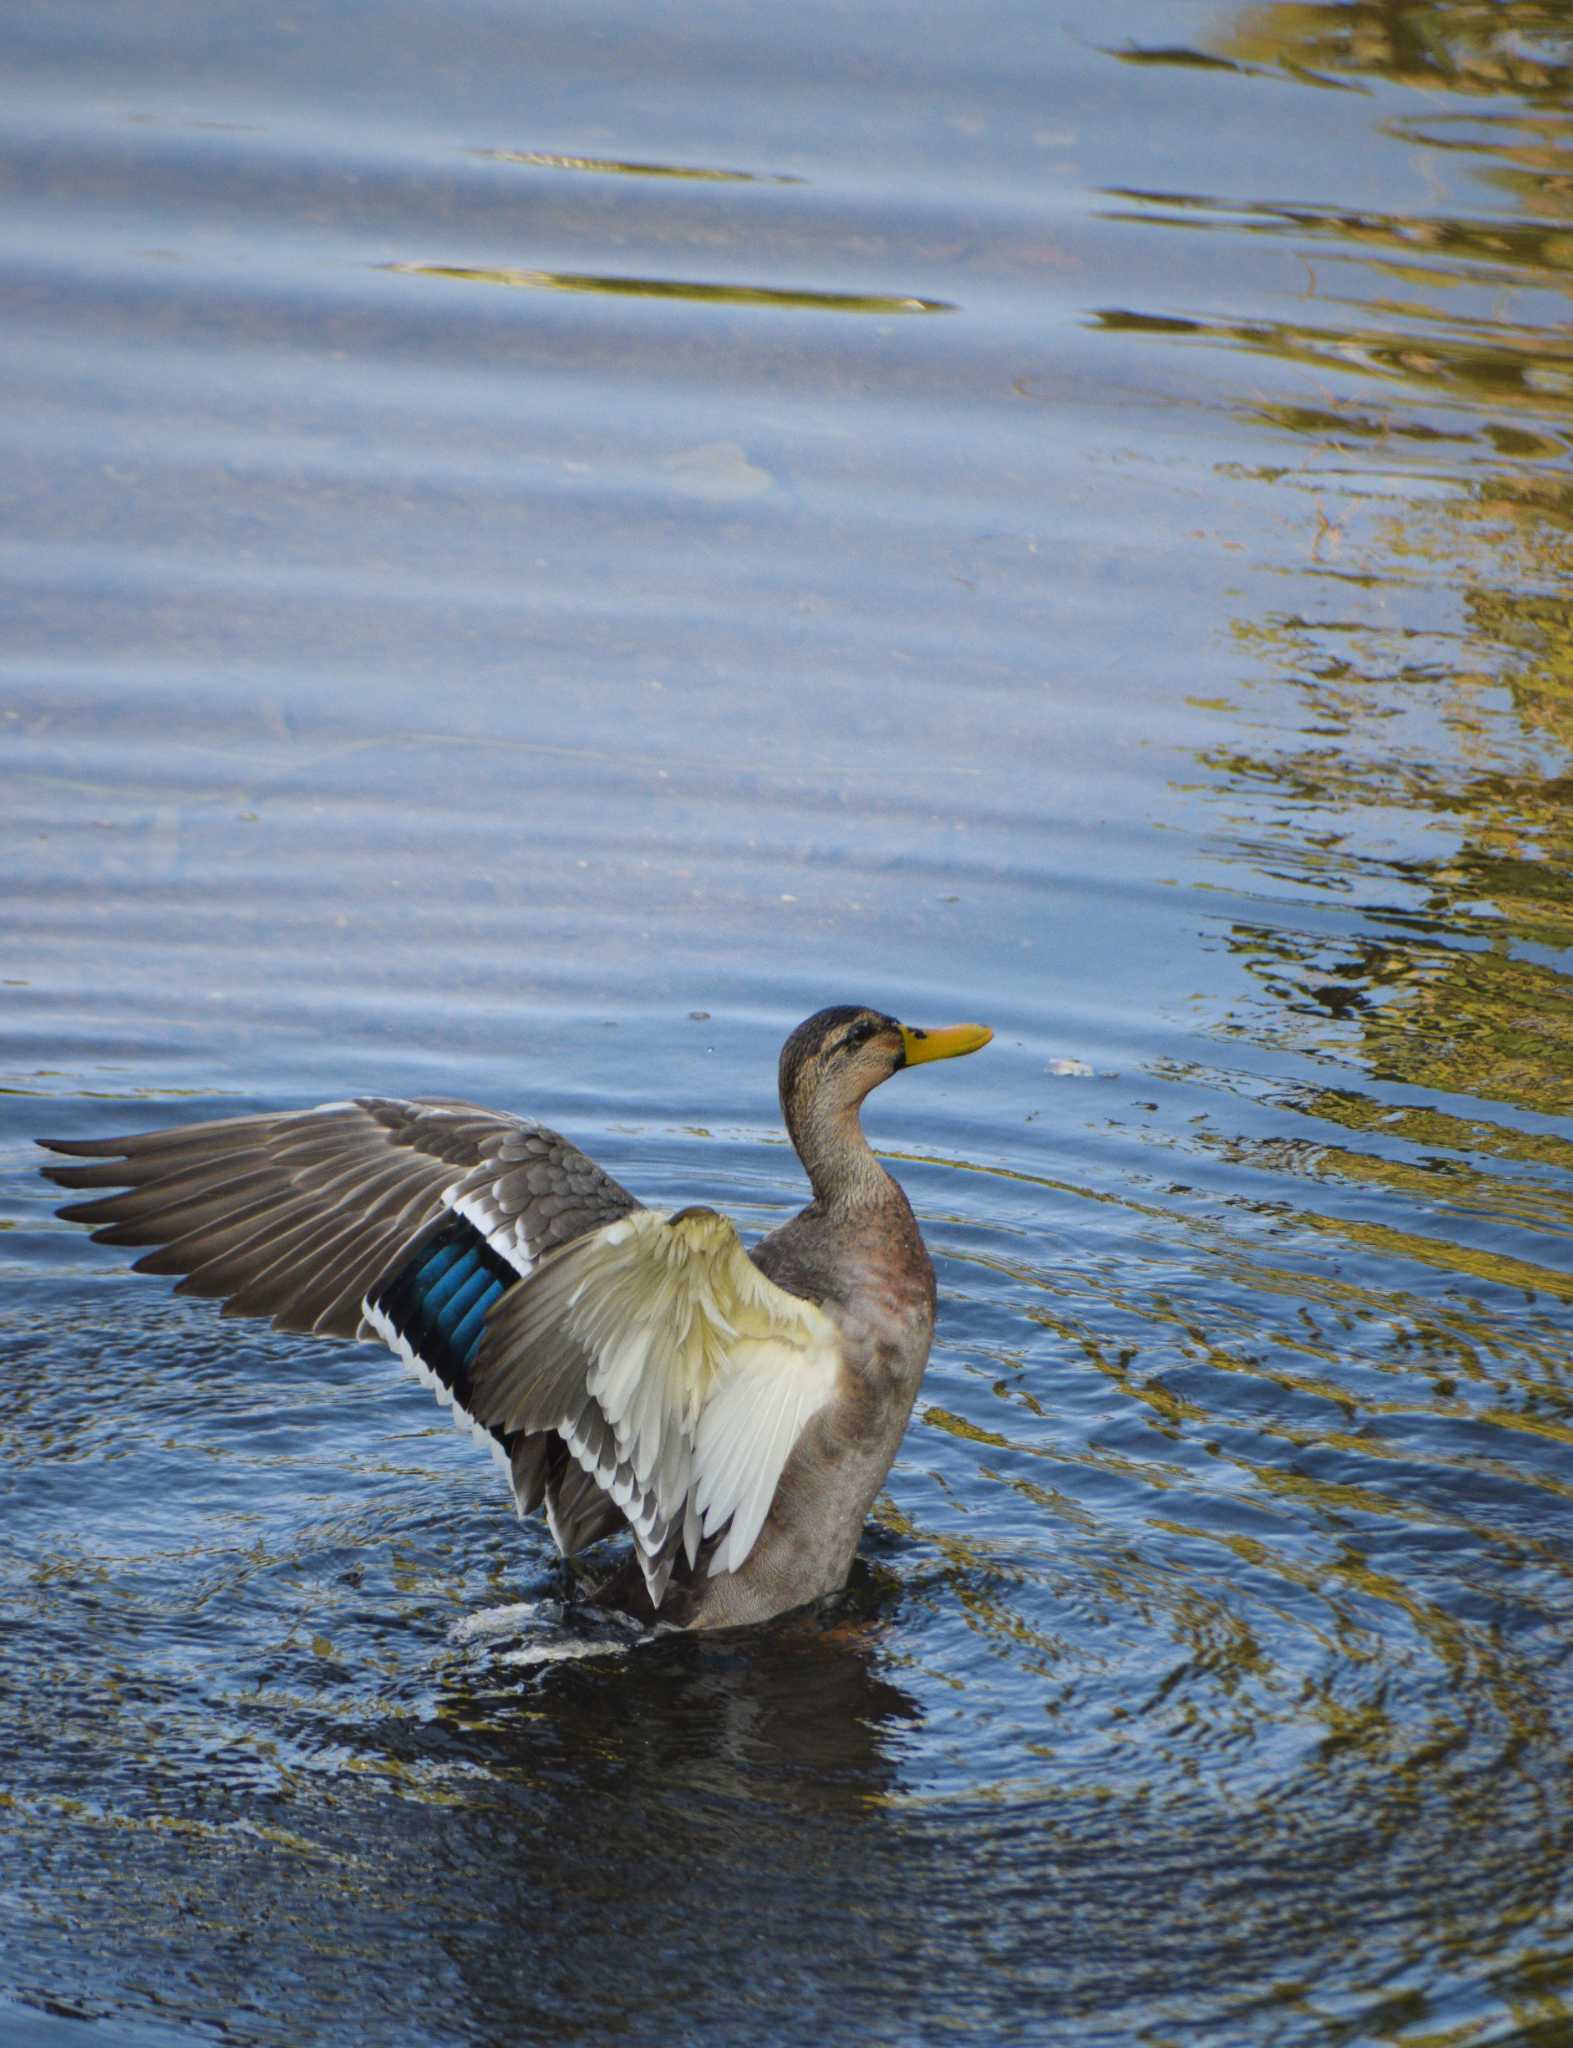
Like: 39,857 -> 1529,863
790,1095 -> 894,1214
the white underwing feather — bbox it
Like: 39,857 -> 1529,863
472,1208 -> 841,1597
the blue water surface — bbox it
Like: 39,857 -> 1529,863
6,2 -> 1573,2043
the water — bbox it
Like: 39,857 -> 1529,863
5,2 -> 1573,2042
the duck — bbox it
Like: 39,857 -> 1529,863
40,1005 -> 991,1629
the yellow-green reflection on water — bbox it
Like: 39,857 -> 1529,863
385,261 -> 955,314
473,149 -> 804,184
1224,1 -> 1573,100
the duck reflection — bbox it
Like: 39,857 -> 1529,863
437,1569 -> 920,1815
356,1576 -> 929,2039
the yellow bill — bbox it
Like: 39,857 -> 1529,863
900,1022 -> 993,1066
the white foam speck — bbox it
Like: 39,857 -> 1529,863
498,1638 -> 638,1669
450,1601 -> 552,1643
450,1599 -> 648,1666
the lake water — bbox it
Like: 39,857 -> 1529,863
5,3 -> 1573,2043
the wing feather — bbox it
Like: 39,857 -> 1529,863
40,1099 -> 638,1342
471,1207 -> 840,1599
44,1106 -> 841,1610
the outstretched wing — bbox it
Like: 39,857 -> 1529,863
471,1207 -> 842,1604
40,1100 -> 641,1545
42,1111 -> 835,1606
40,1098 -> 637,1340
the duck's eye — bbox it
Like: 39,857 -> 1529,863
838,1020 -> 877,1056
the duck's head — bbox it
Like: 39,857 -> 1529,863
779,1005 -> 992,1194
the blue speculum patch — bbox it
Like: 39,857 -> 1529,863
368,1216 -> 518,1413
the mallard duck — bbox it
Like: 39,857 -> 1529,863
40,1005 -> 991,1629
